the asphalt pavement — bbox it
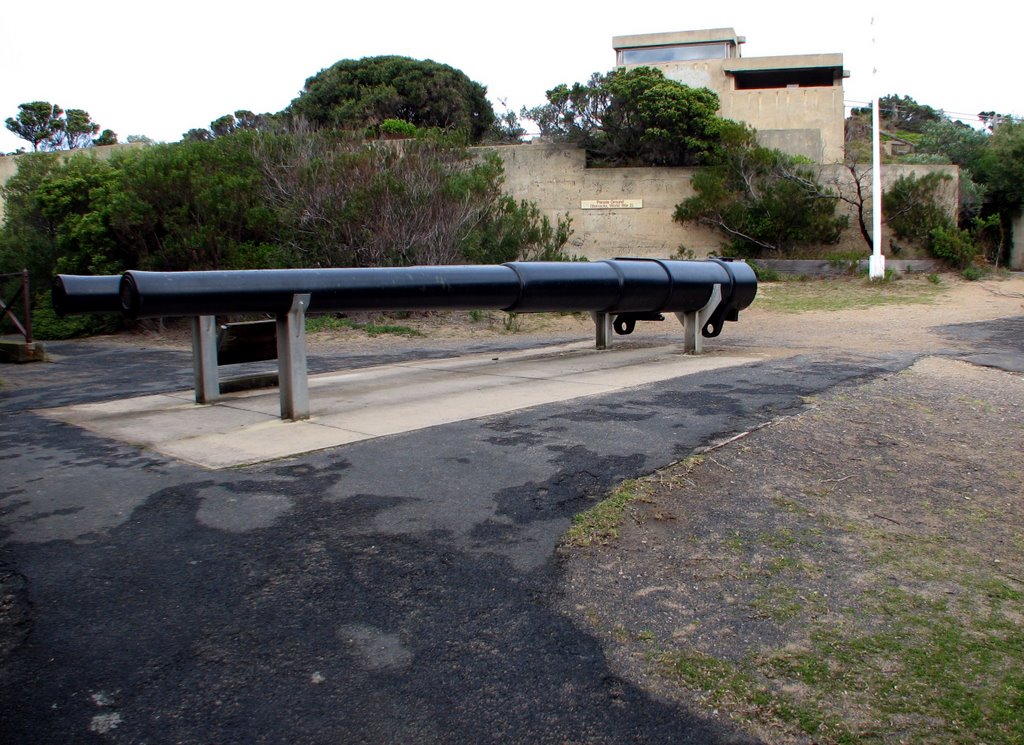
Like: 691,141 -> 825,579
1,318 -> 1021,744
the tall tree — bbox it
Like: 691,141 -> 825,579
289,56 -> 495,142
522,67 -> 725,166
5,101 -> 64,151
978,119 -> 1024,262
94,129 -> 118,146
852,94 -> 943,133
61,108 -> 101,149
5,102 -> 110,151
210,110 -> 268,138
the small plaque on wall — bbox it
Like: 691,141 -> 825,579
581,199 -> 643,210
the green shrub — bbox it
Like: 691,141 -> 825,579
884,172 -> 953,243
30,292 -> 120,339
378,119 -> 419,138
929,226 -> 979,269
675,139 -> 847,257
748,261 -> 782,282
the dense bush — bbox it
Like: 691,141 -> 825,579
523,67 -> 726,167
289,56 -> 495,143
929,226 -> 979,269
255,130 -> 573,267
674,127 -> 847,257
29,291 -> 120,339
0,128 -> 573,331
883,171 -> 953,244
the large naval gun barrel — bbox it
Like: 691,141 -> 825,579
51,274 -> 124,316
53,259 -> 757,420
112,258 -> 756,338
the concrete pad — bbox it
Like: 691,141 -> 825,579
38,343 -> 761,469
159,418 -> 368,469
44,394 -> 276,449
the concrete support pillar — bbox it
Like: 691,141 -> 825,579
276,294 -> 311,421
591,312 -> 613,350
191,315 -> 220,403
676,284 -> 722,355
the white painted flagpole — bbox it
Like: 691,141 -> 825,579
869,14 -> 886,279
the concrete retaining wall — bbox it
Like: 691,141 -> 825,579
1,141 -> 962,266
485,142 -> 959,261
752,258 -> 944,277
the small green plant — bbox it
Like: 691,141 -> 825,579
305,315 -> 422,337
468,309 -> 485,323
503,312 -> 521,332
672,246 -> 697,260
564,480 -> 642,547
961,265 -> 986,281
929,225 -> 980,269
927,272 -> 942,284
748,261 -> 782,282
361,323 -> 422,337
824,250 -> 864,274
305,315 -> 356,332
377,119 -> 419,138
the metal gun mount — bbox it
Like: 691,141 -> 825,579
55,258 -> 757,420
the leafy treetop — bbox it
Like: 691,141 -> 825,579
522,67 -> 727,167
979,119 -> 1024,214
288,56 -> 495,143
851,94 -> 943,134
5,101 -> 114,152
183,109 -> 272,142
5,102 -> 65,151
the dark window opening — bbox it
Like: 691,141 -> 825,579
733,68 -> 836,90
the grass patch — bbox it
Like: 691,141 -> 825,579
361,323 -> 422,337
306,315 -> 422,337
564,479 -> 644,547
643,495 -> 1023,742
573,440 -> 1024,742
649,533 -> 1024,743
755,276 -> 946,314
564,457 -> 704,548
658,649 -> 855,742
759,588 -> 1024,743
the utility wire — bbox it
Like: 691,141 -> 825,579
844,98 -> 1021,124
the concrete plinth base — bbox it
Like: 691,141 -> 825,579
868,254 -> 887,280
0,340 -> 46,363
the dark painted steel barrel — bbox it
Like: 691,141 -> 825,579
55,259 -> 756,337
52,274 -> 123,316
116,259 -> 756,335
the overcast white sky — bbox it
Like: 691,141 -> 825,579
2,1 -> 1021,154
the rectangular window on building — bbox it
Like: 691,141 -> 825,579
733,68 -> 836,89
621,43 -> 729,65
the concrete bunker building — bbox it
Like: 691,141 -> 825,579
613,28 -> 847,163
496,27 -> 862,258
